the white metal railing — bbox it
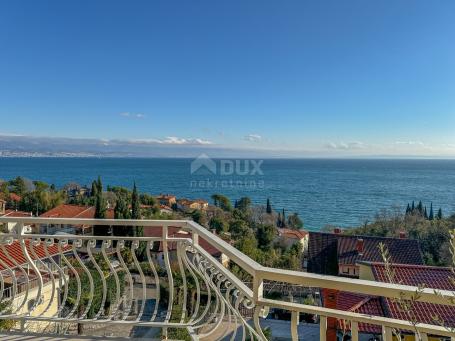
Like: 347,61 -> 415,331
0,217 -> 453,341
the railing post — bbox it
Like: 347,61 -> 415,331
192,231 -> 199,246
319,315 -> 327,341
291,310 -> 299,341
382,326 -> 393,341
351,321 -> 359,341
253,272 -> 263,302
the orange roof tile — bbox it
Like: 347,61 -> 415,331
0,240 -> 71,270
40,204 -> 114,219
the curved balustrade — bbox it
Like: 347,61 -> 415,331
0,217 -> 453,341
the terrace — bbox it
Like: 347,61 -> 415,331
0,217 -> 454,341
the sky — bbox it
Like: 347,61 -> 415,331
0,0 -> 454,157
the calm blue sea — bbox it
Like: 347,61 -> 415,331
1,158 -> 454,230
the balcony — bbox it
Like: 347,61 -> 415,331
0,217 -> 454,341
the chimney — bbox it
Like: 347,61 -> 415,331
399,231 -> 406,239
333,227 -> 342,234
356,238 -> 364,255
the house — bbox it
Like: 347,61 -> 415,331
0,239 -> 71,333
156,194 -> 176,207
0,209 -> 34,233
0,193 -> 22,210
159,205 -> 173,214
276,228 -> 309,252
177,198 -> 209,211
323,262 -> 455,341
39,204 -> 114,235
307,230 -> 423,278
144,226 -> 229,267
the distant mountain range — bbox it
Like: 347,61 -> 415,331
0,134 -> 283,158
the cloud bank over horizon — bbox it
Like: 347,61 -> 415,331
0,134 -> 454,158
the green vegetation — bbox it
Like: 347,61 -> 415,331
347,202 -> 455,266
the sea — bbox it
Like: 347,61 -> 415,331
1,157 -> 454,230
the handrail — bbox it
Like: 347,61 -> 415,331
0,217 -> 454,340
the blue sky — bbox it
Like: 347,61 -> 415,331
0,0 -> 454,156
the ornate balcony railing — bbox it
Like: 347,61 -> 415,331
0,217 -> 454,340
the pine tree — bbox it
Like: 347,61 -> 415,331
266,198 -> 272,214
429,203 -> 434,220
437,208 -> 443,220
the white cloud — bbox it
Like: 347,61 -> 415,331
119,112 -> 146,119
394,141 -> 425,146
244,134 -> 262,142
325,141 -> 366,150
128,136 -> 213,145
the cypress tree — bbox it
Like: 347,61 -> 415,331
266,198 -> 272,214
405,203 -> 411,215
437,208 -> 443,220
411,201 -> 415,212
281,209 -> 286,228
131,182 -> 145,259
91,180 -> 98,197
93,178 -> 108,236
417,201 -> 423,215
424,206 -> 428,219
429,203 -> 434,220
277,212 -> 282,227
131,182 -> 141,220
97,176 -> 102,194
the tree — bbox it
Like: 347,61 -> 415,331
437,208 -> 443,220
91,180 -> 98,198
131,182 -> 141,220
131,183 -> 146,260
113,195 -> 131,236
266,198 -> 272,214
256,224 -> 276,251
237,197 -> 251,212
287,213 -> 303,230
93,177 -> 108,236
211,194 -> 232,211
209,216 -> 228,234
229,219 -> 249,238
405,203 -> 411,215
429,203 -> 434,220
424,206 -> 428,219
9,176 -> 27,196
417,201 -> 423,215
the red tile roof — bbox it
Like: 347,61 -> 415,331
308,232 -> 423,275
323,289 -> 384,334
278,228 -> 308,240
40,204 -> 114,219
370,263 -> 455,328
0,240 -> 71,270
337,235 -> 423,266
2,209 -> 33,218
9,193 -> 22,202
